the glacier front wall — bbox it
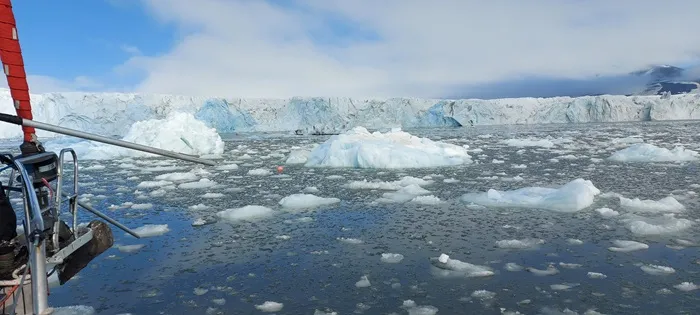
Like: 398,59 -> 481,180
0,89 -> 698,139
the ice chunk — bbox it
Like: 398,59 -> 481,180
410,195 -> 443,205
303,186 -> 319,193
526,265 -> 559,276
608,240 -> 648,252
131,203 -> 153,210
380,253 -> 404,263
430,254 -> 494,278
407,306 -> 439,315
278,194 -> 340,209
501,138 -> 555,148
609,143 -> 698,162
247,168 -> 272,176
595,207 -> 619,217
495,238 -> 544,250
355,275 -> 371,288
337,237 -> 363,244
305,126 -> 472,168
471,290 -> 496,299
640,264 -> 676,275
674,282 -> 698,291
619,196 -> 685,213
51,306 -> 96,315
216,205 -> 275,222
377,184 -> 431,203
155,172 -> 199,183
255,301 -> 283,312
115,244 -> 145,253
505,262 -> 523,271
45,112 -> 224,160
286,148 -> 313,164
461,178 -> 600,212
624,215 -> 693,236
587,272 -> 607,279
132,224 -> 170,237
347,176 -> 433,190
216,164 -> 239,170
136,180 -> 172,188
178,179 -> 217,189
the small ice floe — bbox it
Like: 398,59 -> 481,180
410,195 -> 443,205
619,196 -> 685,213
216,205 -> 275,222
607,240 -> 648,252
132,224 -> 169,237
587,272 -> 607,279
355,275 -> 371,288
674,282 -> 698,292
337,237 -> 363,244
303,186 -> 320,193
115,244 -> 145,253
380,253 -> 404,263
550,283 -> 578,291
247,168 -> 272,176
278,193 -> 340,209
155,172 -> 199,183
504,262 -> 524,271
131,203 -> 153,210
566,238 -> 584,245
429,254 -> 494,278
640,265 -> 676,276
495,238 -> 544,250
609,143 -> 698,162
401,300 -> 438,315
526,265 -> 559,276
192,218 -> 207,226
178,179 -> 217,189
595,207 -> 619,217
189,203 -> 209,210
558,262 -> 582,269
471,290 -> 496,299
255,301 -> 284,312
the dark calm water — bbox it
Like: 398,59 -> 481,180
4,121 -> 699,315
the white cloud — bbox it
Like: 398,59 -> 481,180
120,0 -> 700,98
0,75 -> 102,93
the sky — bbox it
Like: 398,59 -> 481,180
4,0 -> 700,99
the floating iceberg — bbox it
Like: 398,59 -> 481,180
460,178 -> 601,212
304,127 -> 472,168
609,143 -> 699,162
43,112 -> 224,160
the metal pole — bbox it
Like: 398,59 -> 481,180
12,159 -> 49,314
22,118 -> 216,166
61,191 -> 142,239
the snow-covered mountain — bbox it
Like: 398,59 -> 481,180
0,89 -> 698,139
631,65 -> 700,96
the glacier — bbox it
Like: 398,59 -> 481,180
0,89 -> 699,139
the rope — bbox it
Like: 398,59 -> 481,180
0,283 -> 19,306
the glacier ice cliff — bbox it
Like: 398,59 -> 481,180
0,89 -> 698,139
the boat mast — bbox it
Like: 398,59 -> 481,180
0,0 -> 43,156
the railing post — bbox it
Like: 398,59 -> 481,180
13,156 -> 50,314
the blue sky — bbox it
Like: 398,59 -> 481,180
12,0 -> 173,90
5,0 -> 700,98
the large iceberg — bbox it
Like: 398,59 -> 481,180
0,89 -> 699,139
43,112 -> 225,160
304,127 -> 471,168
